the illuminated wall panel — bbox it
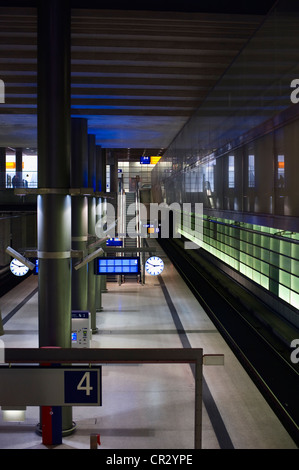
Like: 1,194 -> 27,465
174,208 -> 299,312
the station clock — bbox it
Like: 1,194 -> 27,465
145,256 -> 164,276
10,259 -> 30,277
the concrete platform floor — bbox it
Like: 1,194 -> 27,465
0,240 -> 297,450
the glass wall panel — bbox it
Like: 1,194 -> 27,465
152,1 -> 299,320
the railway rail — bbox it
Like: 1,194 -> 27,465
158,237 -> 299,447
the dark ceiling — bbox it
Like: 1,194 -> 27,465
0,1 -> 277,161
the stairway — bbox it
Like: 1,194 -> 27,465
106,192 -> 139,283
124,192 -> 139,283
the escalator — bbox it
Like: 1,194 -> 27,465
123,191 -> 139,283
106,191 -> 140,284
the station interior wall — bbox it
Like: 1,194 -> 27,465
151,2 -> 299,326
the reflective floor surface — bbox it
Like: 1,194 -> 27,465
0,240 -> 296,450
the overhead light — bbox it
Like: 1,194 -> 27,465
6,247 -> 36,270
2,407 -> 26,422
74,247 -> 104,271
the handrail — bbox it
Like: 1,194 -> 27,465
4,347 -> 203,364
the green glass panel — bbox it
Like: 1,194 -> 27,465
291,275 -> 299,293
291,244 -> 299,259
270,252 -> 280,268
291,259 -> 299,276
279,270 -> 291,288
260,275 -> 269,289
279,285 -> 290,304
290,291 -> 299,310
279,255 -> 291,272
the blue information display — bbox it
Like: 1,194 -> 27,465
95,257 -> 140,275
64,369 -> 102,405
106,238 -> 123,247
30,258 -> 38,275
140,156 -> 150,164
72,311 -> 89,319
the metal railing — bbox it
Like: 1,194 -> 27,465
3,347 -> 224,449
0,171 -> 38,189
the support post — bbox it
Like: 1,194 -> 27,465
15,148 -> 23,184
37,0 -> 73,435
71,118 -> 88,312
96,146 -> 107,296
0,148 -> 6,188
0,308 -> 4,336
88,134 -> 97,332
195,354 -> 203,449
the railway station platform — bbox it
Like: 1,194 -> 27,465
0,240 -> 296,450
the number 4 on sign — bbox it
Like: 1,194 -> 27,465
77,372 -> 94,396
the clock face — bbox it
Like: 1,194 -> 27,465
145,256 -> 164,276
10,259 -> 30,277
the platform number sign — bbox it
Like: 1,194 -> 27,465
64,369 -> 102,406
77,372 -> 93,395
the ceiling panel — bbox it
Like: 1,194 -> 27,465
0,6 -> 271,160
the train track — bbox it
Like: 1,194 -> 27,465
158,237 -> 299,447
0,265 -> 31,298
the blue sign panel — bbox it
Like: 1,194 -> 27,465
106,238 -> 123,247
64,369 -> 102,406
140,156 -> 150,164
95,257 -> 140,275
29,258 -> 38,275
72,311 -> 89,319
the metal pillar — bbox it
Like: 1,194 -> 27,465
0,308 -> 4,336
96,146 -> 105,194
37,0 -> 73,434
71,118 -> 88,311
88,134 -> 97,332
108,150 -> 118,212
0,148 -> 5,188
96,146 -> 107,295
95,199 -> 104,309
16,148 -> 22,182
109,153 -> 118,195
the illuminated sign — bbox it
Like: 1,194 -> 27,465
106,238 -> 123,247
140,156 -> 162,165
6,163 -> 25,170
29,258 -> 38,275
95,257 -> 140,275
34,258 -> 38,275
150,156 -> 161,165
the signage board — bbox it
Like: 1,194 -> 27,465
71,311 -> 91,349
150,156 -> 162,165
106,238 -> 123,247
0,367 -> 102,407
94,257 -> 140,275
